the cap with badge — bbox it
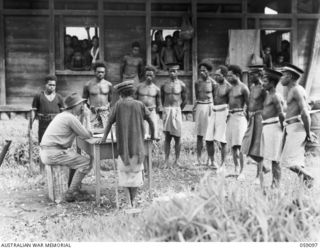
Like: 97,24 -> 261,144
263,68 -> 283,83
280,63 -> 304,78
114,80 -> 134,92
166,63 -> 180,70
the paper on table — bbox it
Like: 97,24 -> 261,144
92,133 -> 103,138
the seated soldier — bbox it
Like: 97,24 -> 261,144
40,93 -> 92,202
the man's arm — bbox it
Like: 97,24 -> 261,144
273,94 -> 285,129
160,48 -> 166,70
160,84 -> 165,107
180,83 -> 187,110
194,81 -> 199,101
120,56 -> 127,81
134,85 -> 140,100
156,87 -> 162,114
295,89 -> 312,139
242,84 -> 250,118
108,83 -> 113,104
138,58 -> 144,79
143,105 -> 155,139
31,94 -> 40,122
70,106 -> 92,139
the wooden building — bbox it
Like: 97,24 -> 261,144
0,0 -> 319,110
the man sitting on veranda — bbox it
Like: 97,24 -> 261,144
40,93 -> 92,202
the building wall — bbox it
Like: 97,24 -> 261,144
5,16 -> 50,105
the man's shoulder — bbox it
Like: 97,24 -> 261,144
292,84 -> 306,96
84,79 -> 95,86
177,79 -> 186,87
33,91 -> 44,98
240,82 -> 249,91
101,79 -> 113,87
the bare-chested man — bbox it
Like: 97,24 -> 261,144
136,65 -> 161,139
260,68 -> 285,188
161,63 -> 187,168
82,61 -> 113,130
279,63 -> 317,187
241,65 -> 267,183
194,61 -> 216,166
120,41 -> 144,86
205,65 -> 231,170
226,65 -> 250,177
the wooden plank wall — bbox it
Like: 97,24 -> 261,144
5,16 -> 49,105
197,18 -> 242,70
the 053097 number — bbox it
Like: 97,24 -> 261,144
300,243 -> 318,247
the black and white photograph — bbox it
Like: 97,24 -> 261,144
0,0 -> 320,245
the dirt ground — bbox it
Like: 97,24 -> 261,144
0,118 -> 296,241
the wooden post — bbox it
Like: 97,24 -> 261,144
93,144 -> 101,205
191,0 -> 198,105
49,0 -> 55,74
145,0 -> 151,65
59,16 -> 64,70
148,140 -> 152,199
291,0 -> 298,65
0,0 -> 6,105
98,0 -> 105,61
29,109 -> 34,168
242,0 -> 248,29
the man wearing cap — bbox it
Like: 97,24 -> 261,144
100,80 -> 155,209
205,65 -> 231,170
193,61 -> 216,166
241,65 -> 267,183
82,61 -> 113,130
120,41 -> 144,86
40,93 -> 92,202
135,65 -> 161,139
279,63 -> 317,187
226,65 -> 250,177
260,68 -> 285,188
161,63 -> 187,168
32,75 -> 64,144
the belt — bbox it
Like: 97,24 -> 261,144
285,118 -> 301,125
263,120 -> 279,126
40,145 -> 65,150
213,106 -> 228,112
90,106 -> 109,113
38,113 -> 57,121
196,101 -> 212,105
229,109 -> 244,114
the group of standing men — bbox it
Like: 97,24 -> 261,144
194,61 -> 316,188
34,56 -> 316,204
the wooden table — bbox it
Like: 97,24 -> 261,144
76,137 -> 153,204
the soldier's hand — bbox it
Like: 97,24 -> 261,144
97,137 -> 107,144
82,104 -> 91,117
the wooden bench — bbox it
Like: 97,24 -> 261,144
45,164 -> 69,202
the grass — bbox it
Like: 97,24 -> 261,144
0,119 -> 320,242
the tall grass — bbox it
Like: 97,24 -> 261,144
141,173 -> 320,242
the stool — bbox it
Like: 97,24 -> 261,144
45,164 -> 69,202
